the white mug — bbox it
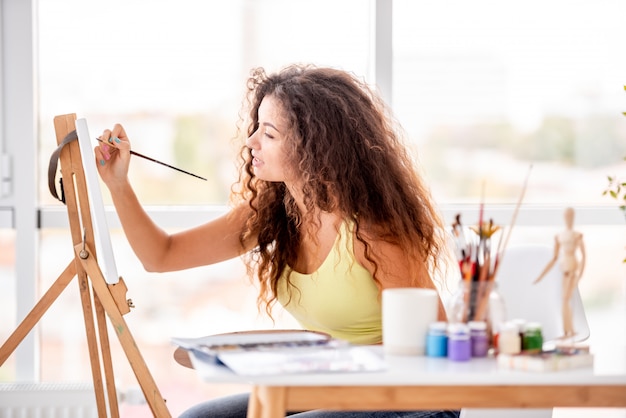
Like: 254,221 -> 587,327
382,288 -> 439,355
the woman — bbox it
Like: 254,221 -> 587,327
96,64 -> 457,418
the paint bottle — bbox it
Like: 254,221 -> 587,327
522,322 -> 543,353
426,321 -> 448,357
468,321 -> 489,357
497,318 -> 525,353
497,321 -> 521,355
447,323 -> 471,361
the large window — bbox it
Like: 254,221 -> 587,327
393,0 -> 626,205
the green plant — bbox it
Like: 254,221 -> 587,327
604,168 -> 626,264
603,160 -> 626,222
602,85 -> 626,262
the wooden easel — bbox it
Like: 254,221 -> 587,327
0,114 -> 171,417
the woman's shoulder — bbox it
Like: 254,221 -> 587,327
348,217 -> 400,245
349,219 -> 404,260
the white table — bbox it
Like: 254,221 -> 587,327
176,345 -> 626,418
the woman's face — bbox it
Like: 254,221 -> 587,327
246,95 -> 294,183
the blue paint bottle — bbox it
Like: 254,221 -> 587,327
426,321 -> 448,357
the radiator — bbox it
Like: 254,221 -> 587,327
0,382 -> 98,418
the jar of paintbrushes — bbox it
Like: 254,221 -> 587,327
447,169 -> 531,353
448,214 -> 507,352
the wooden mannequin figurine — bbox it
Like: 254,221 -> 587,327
534,207 -> 586,339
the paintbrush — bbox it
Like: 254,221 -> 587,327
492,164 -> 533,279
96,137 -> 207,181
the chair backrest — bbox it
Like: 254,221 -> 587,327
494,244 -> 590,343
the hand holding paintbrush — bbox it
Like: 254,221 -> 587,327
94,126 -> 206,182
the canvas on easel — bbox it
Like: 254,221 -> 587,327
0,114 -> 170,417
74,117 -> 119,285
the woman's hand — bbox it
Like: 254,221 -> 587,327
94,123 -> 132,190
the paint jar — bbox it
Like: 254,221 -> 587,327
522,322 -> 543,353
468,321 -> 489,357
497,321 -> 521,355
426,321 -> 448,357
447,323 -> 471,362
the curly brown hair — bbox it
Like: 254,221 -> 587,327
232,64 -> 445,317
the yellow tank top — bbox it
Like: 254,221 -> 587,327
276,222 -> 382,345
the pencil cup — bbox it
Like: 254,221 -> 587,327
382,288 -> 439,356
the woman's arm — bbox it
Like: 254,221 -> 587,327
95,124 -> 255,272
110,183 -> 253,272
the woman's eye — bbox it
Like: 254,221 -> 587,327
264,131 -> 275,139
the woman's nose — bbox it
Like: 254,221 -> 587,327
245,130 -> 259,149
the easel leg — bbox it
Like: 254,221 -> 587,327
77,244 -> 171,417
0,261 -> 76,365
77,269 -> 111,417
94,292 -> 121,417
